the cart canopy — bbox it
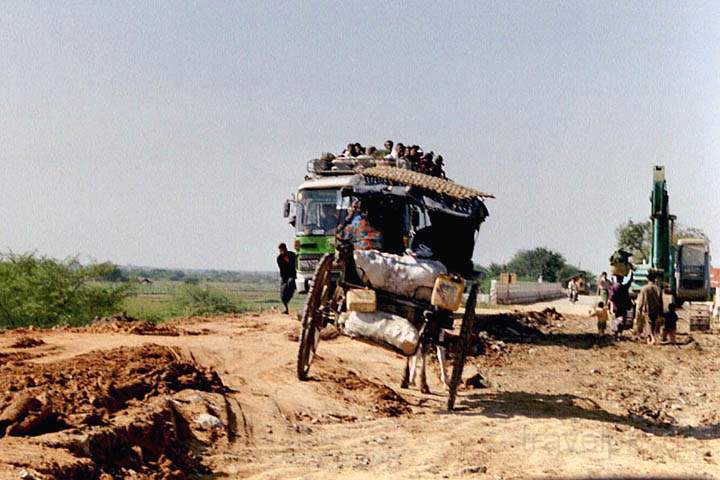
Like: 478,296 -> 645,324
343,167 -> 492,276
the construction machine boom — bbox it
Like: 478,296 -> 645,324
630,166 -> 711,304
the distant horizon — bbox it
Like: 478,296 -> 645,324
8,246 -> 603,277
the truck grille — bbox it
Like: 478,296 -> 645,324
298,255 -> 322,272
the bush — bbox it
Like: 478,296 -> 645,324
0,253 -> 132,328
171,284 -> 245,317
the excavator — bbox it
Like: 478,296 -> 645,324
630,166 -> 712,309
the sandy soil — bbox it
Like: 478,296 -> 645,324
0,302 -> 718,479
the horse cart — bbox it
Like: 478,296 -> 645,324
296,166 -> 493,410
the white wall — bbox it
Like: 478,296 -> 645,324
490,280 -> 565,305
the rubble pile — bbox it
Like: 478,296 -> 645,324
0,345 -> 228,479
323,368 -> 411,418
83,314 -> 183,336
9,336 -> 46,348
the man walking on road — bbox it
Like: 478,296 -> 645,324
276,243 -> 297,315
634,271 -> 663,344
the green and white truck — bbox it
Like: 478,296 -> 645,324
283,168 -> 360,292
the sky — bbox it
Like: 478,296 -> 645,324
1,1 -> 718,273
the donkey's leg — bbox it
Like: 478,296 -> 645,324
401,357 -> 411,389
419,343 -> 430,394
409,350 -> 419,386
402,350 -> 419,389
437,344 -> 449,390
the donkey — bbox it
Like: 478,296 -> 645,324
400,330 -> 449,393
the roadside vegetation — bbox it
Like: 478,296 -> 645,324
615,219 -> 707,264
0,252 -> 299,328
0,253 -> 132,328
476,247 -> 592,293
474,221 -> 708,295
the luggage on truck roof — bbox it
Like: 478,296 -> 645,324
307,155 -> 392,176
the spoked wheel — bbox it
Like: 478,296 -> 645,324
297,253 -> 334,380
447,282 -> 479,410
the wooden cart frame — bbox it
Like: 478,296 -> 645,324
295,167 -> 492,410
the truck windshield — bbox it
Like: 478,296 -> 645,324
681,245 -> 705,267
296,189 -> 343,235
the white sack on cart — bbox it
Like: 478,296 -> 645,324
353,250 -> 446,302
341,311 -> 419,355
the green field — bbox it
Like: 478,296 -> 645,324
121,279 -> 305,321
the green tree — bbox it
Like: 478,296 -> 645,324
505,247 -> 566,282
616,220 -> 708,263
0,253 -> 132,328
674,225 -> 708,243
615,219 -> 651,263
100,264 -> 129,282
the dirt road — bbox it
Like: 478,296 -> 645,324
0,304 -> 718,479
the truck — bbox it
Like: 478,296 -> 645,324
630,166 -> 712,305
283,171 -> 358,292
282,155 -> 439,292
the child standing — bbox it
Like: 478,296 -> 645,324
590,301 -> 609,335
662,303 -> 678,345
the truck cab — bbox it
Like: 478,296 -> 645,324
675,238 -> 711,302
283,156 -> 434,293
284,174 -> 360,292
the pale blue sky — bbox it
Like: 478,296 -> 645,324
1,1 -> 718,273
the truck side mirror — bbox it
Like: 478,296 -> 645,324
283,200 -> 291,218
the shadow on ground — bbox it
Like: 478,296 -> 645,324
450,390 -> 720,440
475,313 -> 618,350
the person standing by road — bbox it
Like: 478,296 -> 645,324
634,271 -> 663,344
596,272 -> 610,304
609,273 -> 633,339
276,243 -> 297,315
567,276 -> 579,303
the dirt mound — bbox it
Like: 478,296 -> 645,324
82,314 -> 183,336
475,310 -> 558,340
81,314 -> 214,336
9,336 -> 45,348
0,351 -> 34,365
322,368 -> 411,417
0,344 -> 228,479
0,344 -> 225,434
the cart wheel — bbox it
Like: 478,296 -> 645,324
447,282 -> 479,410
297,254 -> 334,380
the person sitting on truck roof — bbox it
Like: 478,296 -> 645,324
341,143 -> 355,157
431,155 -> 446,178
383,140 -> 394,156
390,143 -> 408,168
406,145 -> 420,170
416,152 -> 434,175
